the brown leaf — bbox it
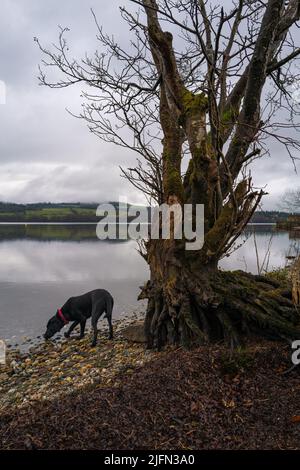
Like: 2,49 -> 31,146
190,401 -> 198,413
222,399 -> 235,408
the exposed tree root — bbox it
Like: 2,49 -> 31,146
141,270 -> 300,349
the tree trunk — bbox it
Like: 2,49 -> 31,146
139,239 -> 300,349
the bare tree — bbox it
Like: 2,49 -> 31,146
36,0 -> 300,348
281,188 -> 300,212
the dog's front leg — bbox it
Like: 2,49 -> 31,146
64,321 -> 79,338
78,319 -> 86,339
72,311 -> 87,340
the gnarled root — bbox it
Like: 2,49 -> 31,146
141,270 -> 300,349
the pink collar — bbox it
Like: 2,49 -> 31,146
57,308 -> 69,325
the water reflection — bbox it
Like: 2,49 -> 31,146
220,224 -> 300,273
0,223 -> 104,242
0,238 -> 146,283
0,223 -> 298,285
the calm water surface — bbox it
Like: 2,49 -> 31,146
0,223 -> 298,345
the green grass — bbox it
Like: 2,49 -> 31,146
24,207 -> 95,219
0,212 -> 20,217
0,203 -> 147,222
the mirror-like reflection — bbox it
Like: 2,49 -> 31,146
0,223 -> 298,345
0,223 -> 108,242
220,224 -> 298,273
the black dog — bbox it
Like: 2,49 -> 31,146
44,289 -> 113,346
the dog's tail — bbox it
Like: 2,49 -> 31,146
104,296 -> 114,319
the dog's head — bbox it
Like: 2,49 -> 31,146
43,312 -> 64,340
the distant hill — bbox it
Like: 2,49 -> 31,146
0,203 -> 290,224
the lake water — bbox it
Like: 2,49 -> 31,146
0,223 -> 298,346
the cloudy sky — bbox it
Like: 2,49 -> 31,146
0,0 -> 299,209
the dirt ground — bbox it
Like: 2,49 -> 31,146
1,338 -> 300,450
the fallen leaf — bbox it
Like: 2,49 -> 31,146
222,399 -> 235,408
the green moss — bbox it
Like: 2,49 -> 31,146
221,107 -> 237,127
221,109 -> 232,123
205,180 -> 248,254
216,271 -> 259,297
184,159 -> 194,184
163,150 -> 184,200
194,141 -> 208,162
234,180 -> 248,202
205,203 -> 233,254
179,89 -> 208,125
182,89 -> 208,112
266,268 -> 290,286
187,144 -> 211,193
166,168 -> 184,200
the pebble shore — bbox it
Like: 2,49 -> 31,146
0,314 -> 159,413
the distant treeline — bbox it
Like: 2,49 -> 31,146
250,211 -> 289,224
0,202 -> 291,223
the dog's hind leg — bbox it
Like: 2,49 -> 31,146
91,305 -> 102,347
91,319 -> 99,347
107,315 -> 113,340
64,321 -> 79,338
105,298 -> 114,340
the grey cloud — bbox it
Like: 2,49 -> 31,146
0,0 -> 299,207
